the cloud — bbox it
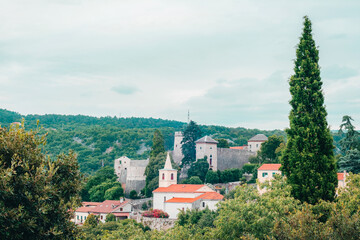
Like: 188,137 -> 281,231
111,85 -> 139,95
322,65 -> 358,80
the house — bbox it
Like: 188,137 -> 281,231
74,198 -> 132,224
257,163 -> 348,194
248,134 -> 268,153
152,153 -> 224,219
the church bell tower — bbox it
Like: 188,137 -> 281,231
159,152 -> 177,187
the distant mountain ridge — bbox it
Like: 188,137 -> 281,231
0,108 -> 285,175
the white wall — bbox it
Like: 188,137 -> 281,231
257,170 -> 282,183
164,202 -> 193,219
153,192 -> 203,211
74,212 -> 89,224
200,200 -> 219,211
196,142 -> 218,170
248,141 -> 264,153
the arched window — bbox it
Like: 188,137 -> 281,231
210,155 -> 213,166
162,173 -> 165,180
171,173 -> 174,180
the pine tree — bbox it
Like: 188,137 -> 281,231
150,129 -> 165,158
181,121 -> 202,167
281,16 -> 337,204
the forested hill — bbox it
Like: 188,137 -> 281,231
0,108 -> 285,175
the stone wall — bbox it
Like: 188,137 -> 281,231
217,148 -> 255,171
136,216 -> 176,231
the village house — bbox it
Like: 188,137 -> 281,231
257,163 -> 348,194
74,198 -> 132,224
152,153 -> 224,219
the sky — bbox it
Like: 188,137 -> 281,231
0,0 -> 359,130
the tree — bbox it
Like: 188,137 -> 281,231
205,170 -> 219,184
181,121 -> 202,166
258,135 -> 284,163
0,125 -> 82,239
338,149 -> 360,174
182,176 -> 203,184
104,185 -> 124,200
150,129 -> 165,158
339,115 -> 360,153
281,16 -> 337,204
105,213 -> 116,222
84,214 -> 98,227
216,139 -> 229,148
187,157 -> 209,182
144,152 -> 167,197
129,190 -> 138,199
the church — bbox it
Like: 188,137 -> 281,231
153,153 -> 224,219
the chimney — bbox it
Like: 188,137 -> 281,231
120,197 -> 124,203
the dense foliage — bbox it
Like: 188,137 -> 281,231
0,125 -> 82,240
187,157 -> 209,182
0,109 -> 286,177
81,166 -> 123,202
281,16 -> 337,204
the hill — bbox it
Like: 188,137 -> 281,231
0,108 -> 285,175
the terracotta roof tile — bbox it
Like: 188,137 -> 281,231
165,192 -> 224,203
195,136 -> 218,144
258,164 -> 281,171
153,184 -> 209,193
248,134 -> 268,142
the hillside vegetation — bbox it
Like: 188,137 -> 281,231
0,108 -> 285,175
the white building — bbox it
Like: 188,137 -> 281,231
74,198 -> 132,224
248,134 -> 268,153
152,153 -> 224,219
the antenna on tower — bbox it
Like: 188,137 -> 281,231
187,110 -> 190,123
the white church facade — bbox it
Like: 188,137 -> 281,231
153,153 -> 224,219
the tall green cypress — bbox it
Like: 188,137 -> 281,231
281,16 -> 337,204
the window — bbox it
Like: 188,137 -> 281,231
202,202 -> 205,207
210,155 -> 213,166
210,147 -> 212,149
272,172 -> 276,176
256,144 -> 258,148
120,208 -> 123,211
162,173 -> 165,180
164,197 -> 166,202
81,216 -> 83,221
120,161 -> 122,164
262,172 -> 268,177
171,173 -> 174,180
100,215 -> 103,220
200,147 -> 202,149
77,215 -> 79,220
85,216 -> 86,220
125,168 -> 127,170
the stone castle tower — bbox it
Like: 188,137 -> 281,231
172,131 -> 184,164
195,136 -> 219,170
159,152 -> 177,187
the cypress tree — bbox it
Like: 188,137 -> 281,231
150,129 -> 165,158
281,16 -> 337,204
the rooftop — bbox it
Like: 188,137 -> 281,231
248,134 -> 268,142
165,192 -> 224,203
195,136 -> 218,144
258,164 -> 281,171
153,184 -> 211,193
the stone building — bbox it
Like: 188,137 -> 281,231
114,156 -> 149,195
248,134 -> 268,153
194,135 -> 256,171
172,131 -> 184,164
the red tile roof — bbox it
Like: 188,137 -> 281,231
165,192 -> 224,203
337,173 -> 345,181
258,164 -> 281,171
165,198 -> 198,203
112,212 -> 130,217
82,202 -> 101,207
78,200 -> 129,214
153,184 -> 210,193
230,146 -> 247,150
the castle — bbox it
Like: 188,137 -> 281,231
115,133 -> 267,194
171,132 -> 264,171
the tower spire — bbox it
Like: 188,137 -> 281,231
164,152 -> 173,169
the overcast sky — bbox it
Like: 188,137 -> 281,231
0,0 -> 359,130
